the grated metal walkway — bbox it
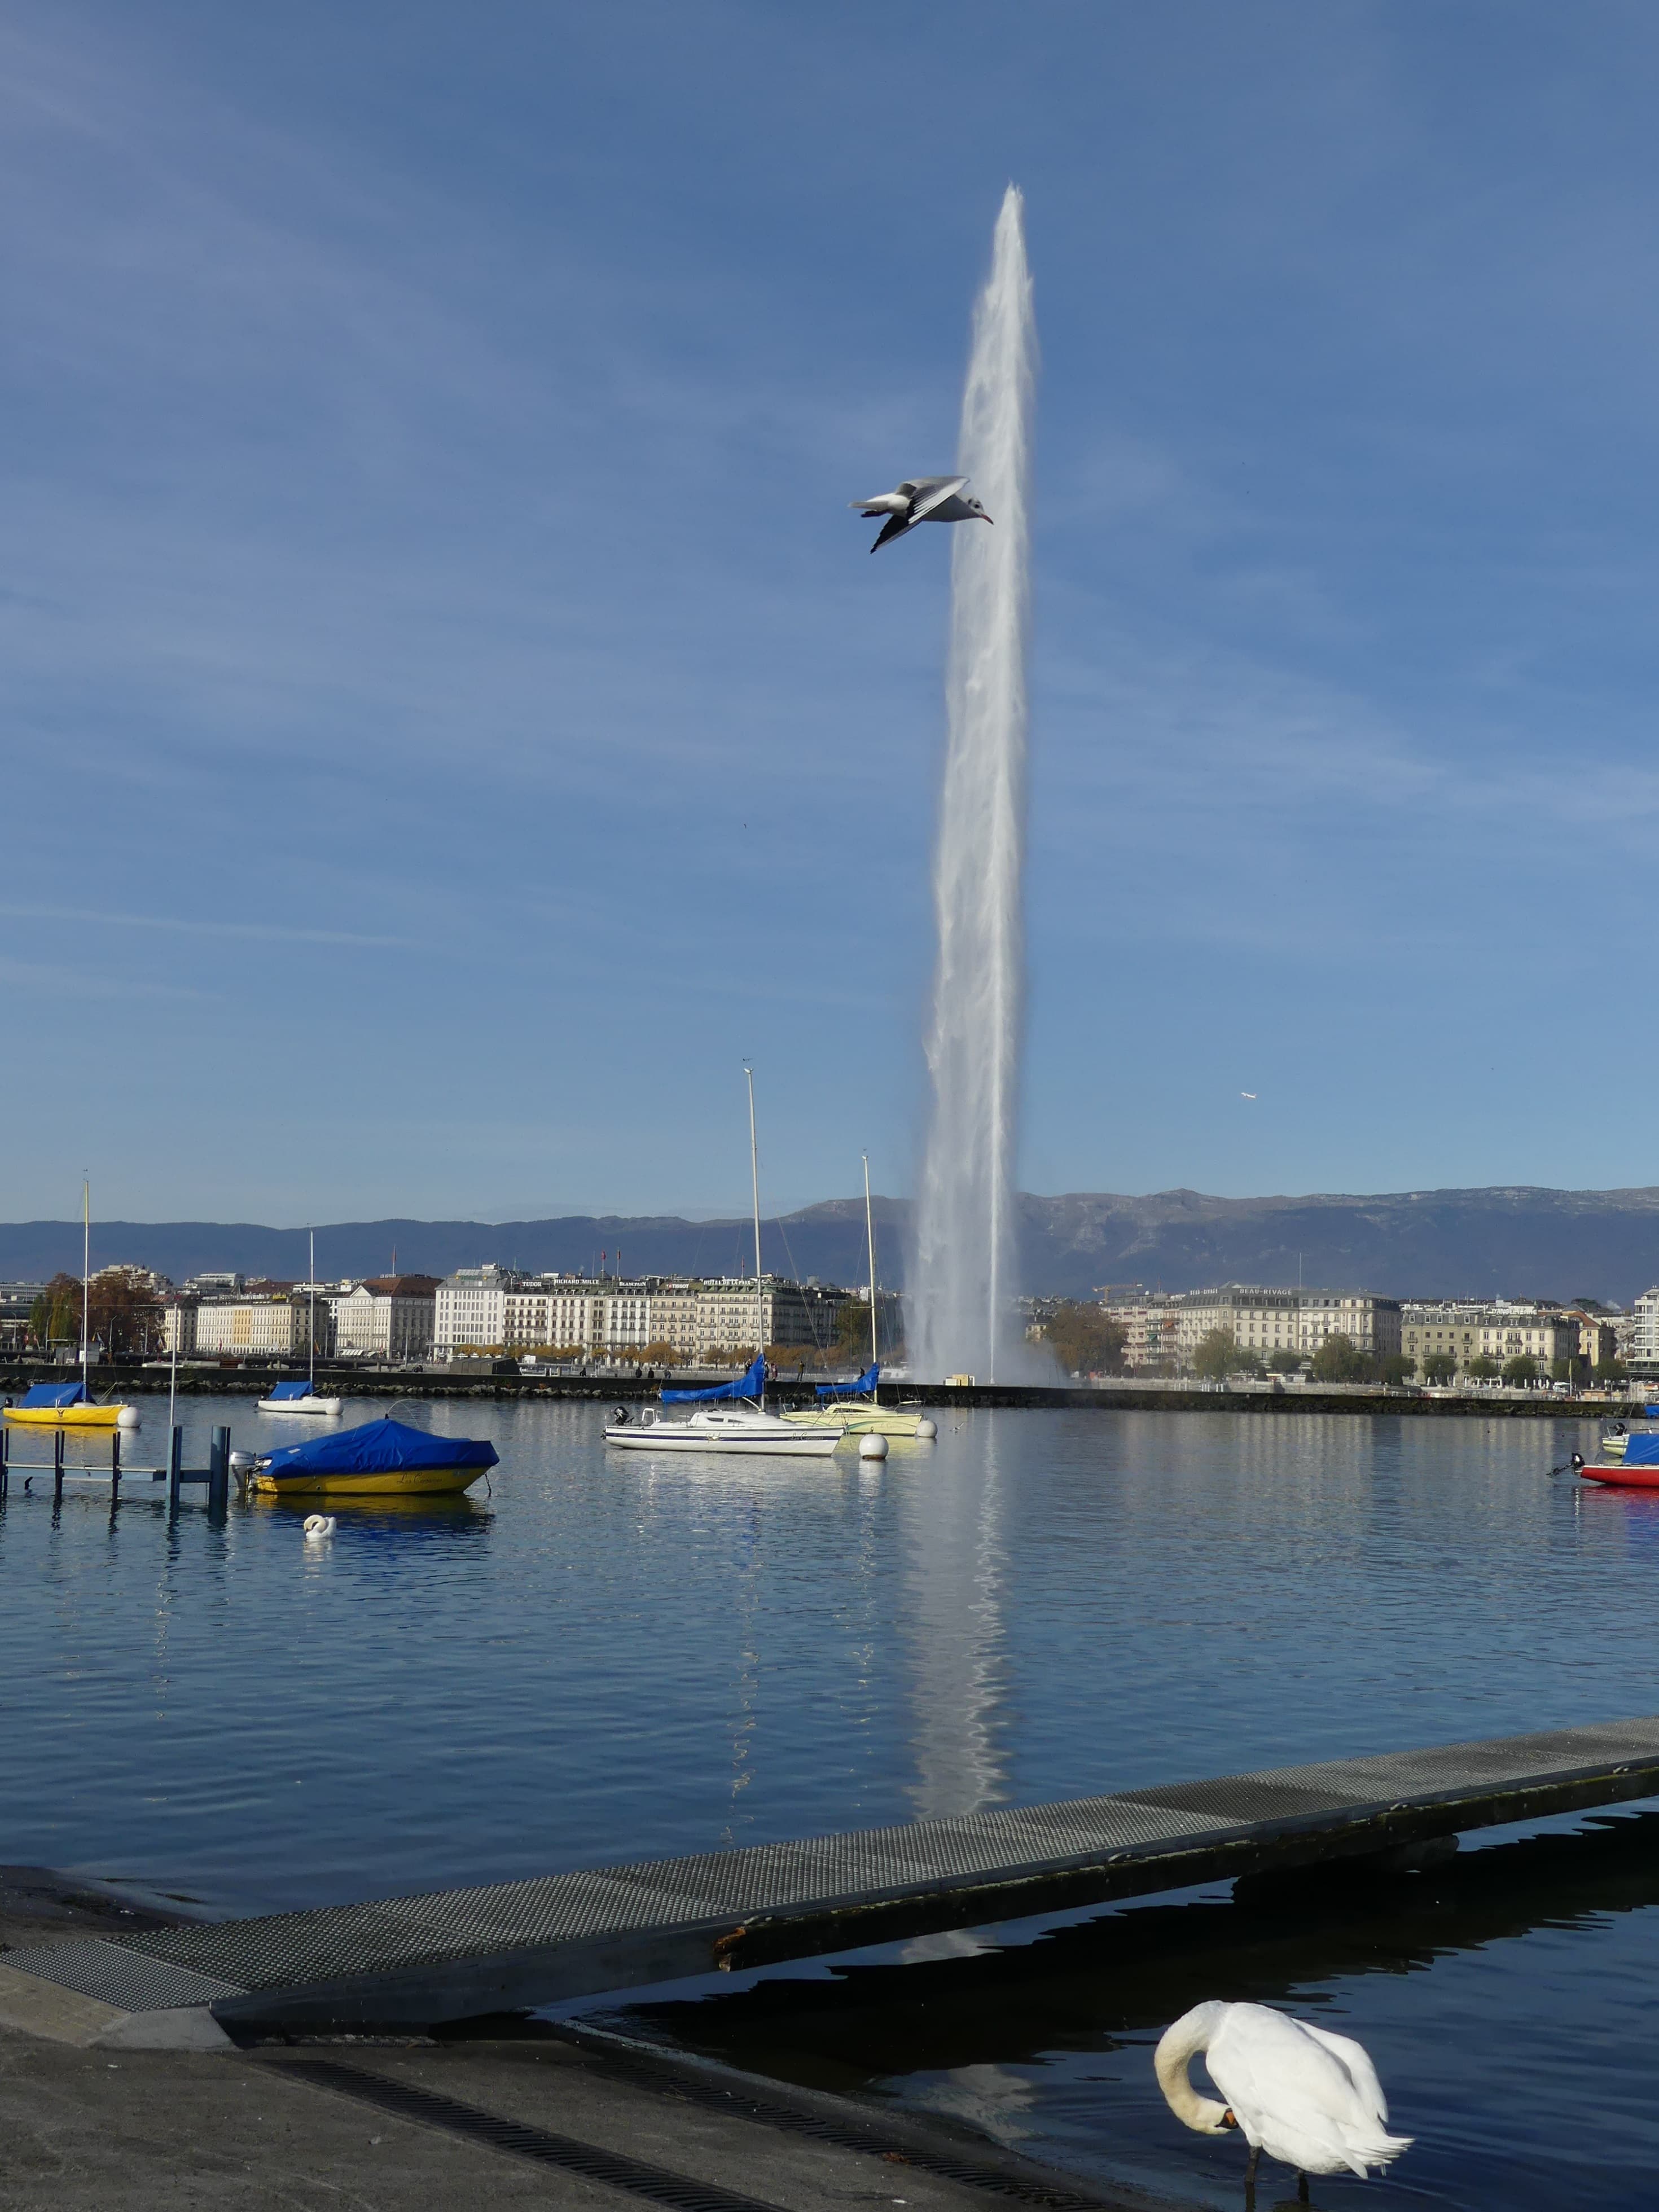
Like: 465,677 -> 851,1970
11,1718 -> 1659,2031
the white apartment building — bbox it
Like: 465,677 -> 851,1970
1626,1288 -> 1659,1363
330,1275 -> 439,1362
1109,1286 -> 1402,1371
434,1265 -> 512,1353
434,1267 -> 841,1361
183,1296 -> 331,1359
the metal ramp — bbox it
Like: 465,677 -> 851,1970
9,1718 -> 1659,2033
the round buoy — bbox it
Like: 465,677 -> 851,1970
858,1431 -> 888,1460
915,1418 -> 938,1440
116,1406 -> 141,1431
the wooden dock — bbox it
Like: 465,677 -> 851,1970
6,1717 -> 1659,2039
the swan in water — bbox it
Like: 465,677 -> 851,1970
1155,2001 -> 1410,2201
302,1514 -> 336,1542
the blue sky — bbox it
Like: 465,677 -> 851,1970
6,1 -> 1659,1223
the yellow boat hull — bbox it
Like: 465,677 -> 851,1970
781,1405 -> 928,1437
4,1403 -> 130,1428
248,1465 -> 486,1498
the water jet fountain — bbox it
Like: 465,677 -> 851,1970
909,186 -> 1037,1384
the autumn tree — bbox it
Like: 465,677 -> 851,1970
1042,1303 -> 1128,1377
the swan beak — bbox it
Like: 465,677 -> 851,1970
1220,2110 -> 1237,2130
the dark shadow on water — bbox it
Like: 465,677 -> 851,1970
604,1807 -> 1659,2094
247,1494 -> 493,1539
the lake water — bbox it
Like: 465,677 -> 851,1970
3,1396 -> 1656,2209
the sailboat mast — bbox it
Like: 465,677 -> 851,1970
745,1066 -> 762,1389
81,1177 -> 90,1395
862,1153 -> 878,1377
309,1228 -> 316,1394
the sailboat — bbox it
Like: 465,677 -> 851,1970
5,1182 -> 136,1429
604,1072 -> 842,1457
782,1156 -> 935,1438
257,1231 -> 343,1416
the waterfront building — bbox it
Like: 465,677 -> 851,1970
1107,1286 -> 1402,1371
0,1282 -> 41,1355
435,1266 -> 842,1362
1400,1301 -> 1580,1377
434,1265 -> 514,1354
330,1275 -> 440,1362
182,1271 -> 243,1296
188,1294 -> 331,1360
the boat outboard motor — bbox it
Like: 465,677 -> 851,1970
1570,1452 -> 1585,1469
611,1405 -> 630,1425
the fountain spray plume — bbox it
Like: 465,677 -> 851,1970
910,186 -> 1037,1384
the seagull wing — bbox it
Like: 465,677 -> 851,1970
909,475 -> 969,520
870,511 -> 919,552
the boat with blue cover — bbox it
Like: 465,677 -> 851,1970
3,1381 -> 135,1431
256,1378 -> 344,1418
249,1415 -> 498,1497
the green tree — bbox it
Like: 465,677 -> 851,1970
1423,1351 -> 1458,1385
29,1272 -> 81,1350
1594,1356 -> 1629,1386
1501,1353 -> 1539,1386
1192,1328 -> 1240,1382
1309,1333 -> 1376,1384
1265,1348 -> 1302,1374
1043,1303 -> 1128,1377
1381,1354 -> 1416,1388
1550,1355 -> 1577,1385
1467,1354 -> 1500,1381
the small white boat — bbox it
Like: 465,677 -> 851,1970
603,1071 -> 843,1460
257,1380 -> 344,1417
605,1399 -> 841,1456
256,1235 -> 341,1416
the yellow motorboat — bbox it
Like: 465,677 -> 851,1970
3,1383 -> 133,1429
248,1414 -> 497,1499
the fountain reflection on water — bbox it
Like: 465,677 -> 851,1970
910,186 -> 1038,1385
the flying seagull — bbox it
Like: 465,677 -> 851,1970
1241,1091 -> 1257,1100
850,475 -> 993,552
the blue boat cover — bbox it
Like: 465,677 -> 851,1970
818,1364 -> 879,1399
17,1382 -> 88,1408
1623,1434 -> 1659,1467
265,1380 -> 315,1402
259,1416 -> 498,1481
662,1355 -> 766,1404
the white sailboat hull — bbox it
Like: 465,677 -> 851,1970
257,1395 -> 343,1417
605,1404 -> 842,1456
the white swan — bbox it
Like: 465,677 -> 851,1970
302,1514 -> 336,1542
1155,2001 -> 1411,2199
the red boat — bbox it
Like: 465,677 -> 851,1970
1574,1452 -> 1659,1489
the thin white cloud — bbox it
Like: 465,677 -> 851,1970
0,903 -> 412,949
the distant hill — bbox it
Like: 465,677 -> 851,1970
3,1184 -> 1658,1303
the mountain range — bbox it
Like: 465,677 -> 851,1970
5,1184 -> 1659,1303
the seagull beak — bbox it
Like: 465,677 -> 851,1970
980,512 -> 994,524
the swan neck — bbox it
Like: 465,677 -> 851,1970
1153,2012 -> 1230,2134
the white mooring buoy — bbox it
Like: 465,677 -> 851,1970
915,1418 -> 938,1440
116,1406 -> 142,1431
858,1431 -> 888,1460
